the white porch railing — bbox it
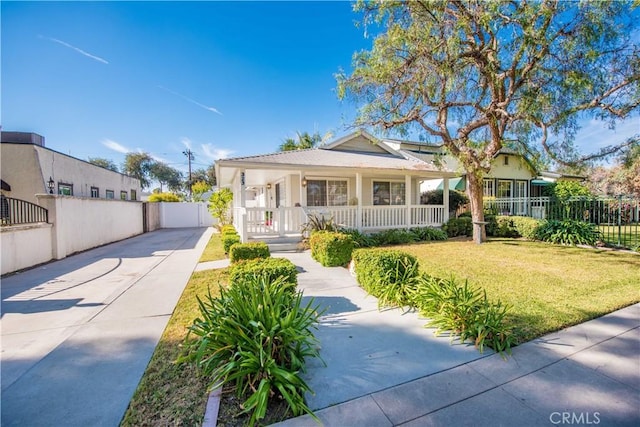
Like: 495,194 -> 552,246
485,197 -> 551,218
245,207 -> 307,237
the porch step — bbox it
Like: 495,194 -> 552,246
248,236 -> 303,253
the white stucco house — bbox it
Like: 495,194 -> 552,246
1,131 -> 141,205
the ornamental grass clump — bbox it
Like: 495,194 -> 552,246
408,275 -> 515,357
535,219 -> 600,246
180,275 -> 322,425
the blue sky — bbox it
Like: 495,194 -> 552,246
2,1 -> 638,175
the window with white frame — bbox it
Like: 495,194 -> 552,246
130,189 -> 137,201
497,180 -> 513,198
306,179 -> 348,207
483,179 -> 495,197
90,187 -> 99,198
373,181 -> 405,205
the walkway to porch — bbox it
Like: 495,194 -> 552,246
234,205 -> 446,242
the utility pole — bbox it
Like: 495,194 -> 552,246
183,149 -> 194,200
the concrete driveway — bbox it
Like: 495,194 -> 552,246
1,227 -> 212,426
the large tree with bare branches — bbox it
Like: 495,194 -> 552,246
338,0 -> 639,242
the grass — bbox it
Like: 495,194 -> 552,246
199,229 -> 227,262
598,223 -> 640,249
122,233 -> 227,426
395,239 -> 640,343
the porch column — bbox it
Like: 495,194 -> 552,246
299,171 -> 305,206
405,174 -> 412,228
238,169 -> 247,242
443,177 -> 450,224
356,173 -> 363,231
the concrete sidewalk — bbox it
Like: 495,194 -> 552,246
1,227 -> 213,427
268,251 -> 640,427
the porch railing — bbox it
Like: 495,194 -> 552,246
0,196 -> 49,226
245,207 -> 306,237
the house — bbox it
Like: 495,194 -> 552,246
1,131 -> 141,205
216,130 -> 460,242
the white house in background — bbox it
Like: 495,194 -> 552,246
1,131 -> 141,205
216,130 -> 460,242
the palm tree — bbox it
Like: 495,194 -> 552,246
278,131 -> 331,152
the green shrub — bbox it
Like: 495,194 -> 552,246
535,219 -> 599,246
420,189 -> 469,211
220,225 -> 237,235
509,216 -> 540,240
338,228 -> 376,248
309,231 -> 354,267
409,226 -> 448,241
371,228 -> 418,246
352,249 -> 419,307
228,242 -> 270,264
443,217 -> 473,237
408,275 -> 515,356
222,234 -> 241,253
180,275 -> 321,425
148,192 -> 181,202
229,257 -> 298,286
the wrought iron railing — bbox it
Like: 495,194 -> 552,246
0,196 -> 49,226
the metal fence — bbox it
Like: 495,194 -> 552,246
0,196 -> 49,226
543,196 -> 639,249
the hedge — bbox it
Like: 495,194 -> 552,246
229,257 -> 298,286
309,231 -> 354,267
351,248 -> 419,307
222,234 -> 241,253
228,242 -> 270,264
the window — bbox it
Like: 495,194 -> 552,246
497,180 -> 513,198
130,189 -> 137,201
120,191 -> 127,200
373,181 -> 405,205
483,179 -> 495,197
90,187 -> 99,198
306,179 -> 348,207
106,190 -> 115,199
504,155 -> 509,166
58,183 -> 73,196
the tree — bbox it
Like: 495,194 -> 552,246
123,152 -> 154,189
88,157 -> 119,172
338,0 -> 639,242
278,131 -> 330,151
191,164 -> 217,187
149,162 -> 183,193
191,180 -> 211,202
208,188 -> 233,228
587,139 -> 640,197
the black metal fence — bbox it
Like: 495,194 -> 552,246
544,197 -> 639,249
0,196 -> 49,226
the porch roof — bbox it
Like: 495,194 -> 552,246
217,147 -> 458,187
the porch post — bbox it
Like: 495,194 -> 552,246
239,169 -> 247,242
299,171 -> 305,206
405,174 -> 412,228
356,173 -> 363,231
443,177 -> 450,224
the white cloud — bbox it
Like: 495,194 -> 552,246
574,118 -> 639,151
41,35 -> 109,64
180,137 -> 193,150
158,86 -> 222,115
102,139 -> 130,153
202,143 -> 233,160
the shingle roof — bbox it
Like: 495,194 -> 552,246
219,147 -> 449,172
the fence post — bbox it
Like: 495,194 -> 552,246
617,194 -> 623,247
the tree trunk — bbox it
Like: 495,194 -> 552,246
466,172 -> 486,243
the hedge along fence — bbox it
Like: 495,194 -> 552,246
229,242 -> 270,264
229,257 -> 299,287
309,231 -> 354,267
351,248 -> 514,356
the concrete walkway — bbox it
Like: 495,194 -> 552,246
266,251 -> 640,427
1,227 -> 213,427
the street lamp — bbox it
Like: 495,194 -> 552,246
48,177 -> 55,194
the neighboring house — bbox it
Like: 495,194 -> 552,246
216,130 -> 460,242
1,131 -> 141,205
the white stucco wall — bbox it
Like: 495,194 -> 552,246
486,154 -> 534,180
1,223 -> 53,275
0,144 -> 45,204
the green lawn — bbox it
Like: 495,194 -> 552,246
395,239 -> 640,343
122,233 -> 227,426
598,223 -> 640,249
199,230 -> 227,262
